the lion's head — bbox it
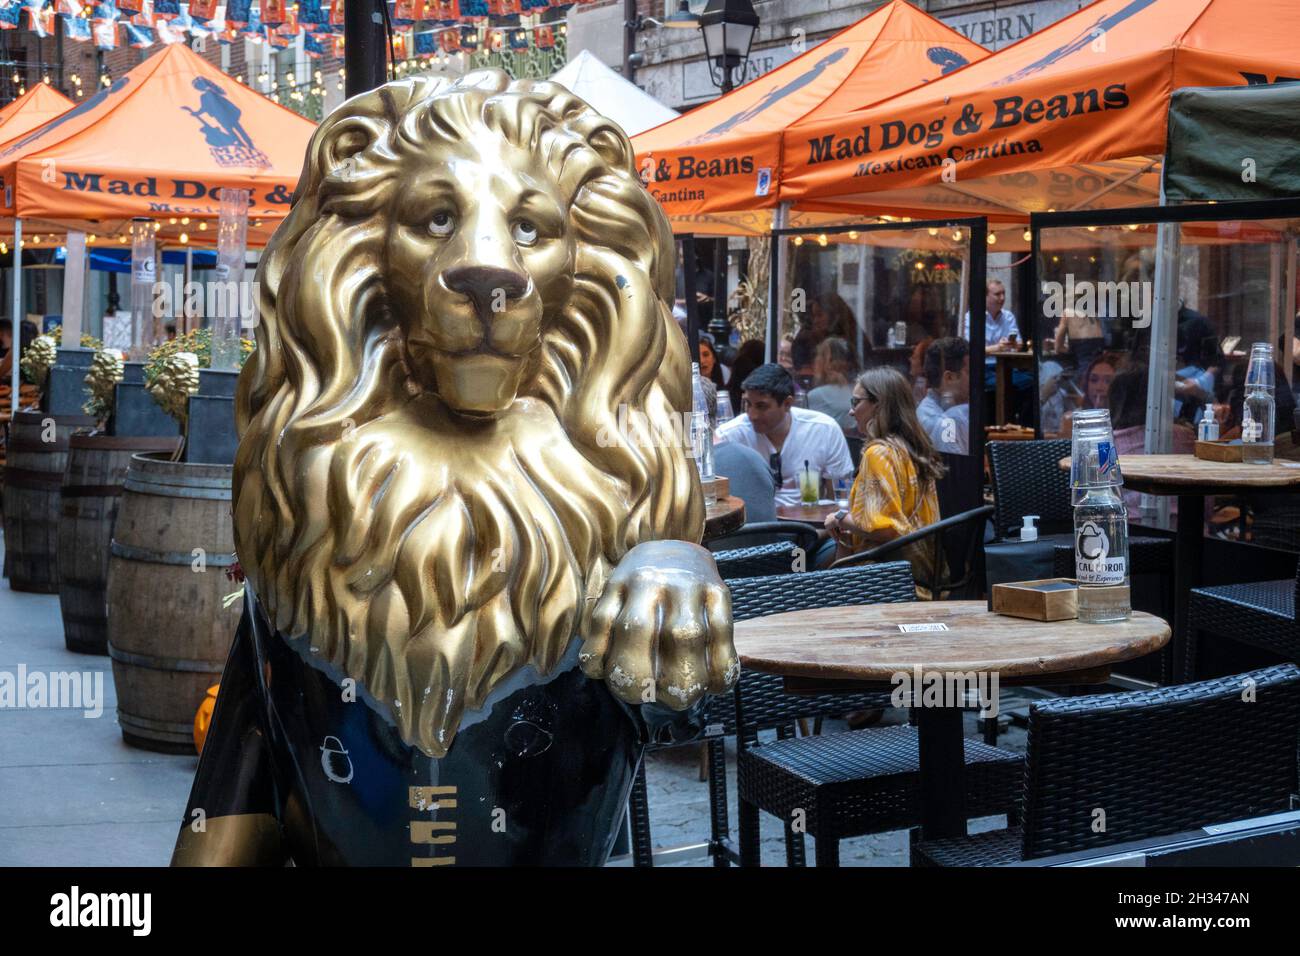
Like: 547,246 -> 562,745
233,71 -> 703,756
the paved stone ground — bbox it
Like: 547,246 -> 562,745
1,533 -> 1027,867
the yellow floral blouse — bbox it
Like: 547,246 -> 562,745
847,437 -> 942,592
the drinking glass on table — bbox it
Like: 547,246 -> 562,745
834,476 -> 851,509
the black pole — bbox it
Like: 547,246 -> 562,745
682,235 -> 701,366
623,0 -> 638,85
345,0 -> 388,99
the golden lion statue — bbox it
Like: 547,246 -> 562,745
173,71 -> 737,866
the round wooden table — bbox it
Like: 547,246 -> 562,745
733,600 -> 1170,841
703,495 -> 745,542
775,502 -> 843,525
1059,453 -> 1300,680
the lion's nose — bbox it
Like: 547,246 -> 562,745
444,266 -> 529,316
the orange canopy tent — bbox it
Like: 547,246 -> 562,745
632,0 -> 988,235
778,0 -> 1300,222
0,42 -> 314,225
0,84 -> 74,146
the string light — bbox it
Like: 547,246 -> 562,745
180,233 -> 189,244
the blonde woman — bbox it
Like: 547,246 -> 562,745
822,367 -> 945,588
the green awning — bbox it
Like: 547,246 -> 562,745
1163,82 -> 1300,202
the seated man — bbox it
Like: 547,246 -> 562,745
701,378 -> 776,523
915,337 -> 970,454
961,278 -> 1033,423
718,363 -> 854,509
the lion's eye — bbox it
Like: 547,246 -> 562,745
428,212 -> 455,237
511,220 -> 539,246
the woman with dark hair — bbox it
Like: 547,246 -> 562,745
697,333 -> 725,387
821,367 -> 945,589
807,336 -> 858,432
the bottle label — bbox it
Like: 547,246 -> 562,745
1097,441 -> 1117,479
1075,520 -> 1126,584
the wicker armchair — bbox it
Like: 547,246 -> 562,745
731,562 -> 1023,867
713,542 -> 808,580
831,505 -> 993,600
706,520 -> 820,555
1184,556 -> 1300,681
988,439 -> 1073,540
914,663 -> 1300,866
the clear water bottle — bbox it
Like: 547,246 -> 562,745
690,363 -> 716,503
1241,343 -> 1275,465
1070,408 -> 1131,622
716,390 -> 735,424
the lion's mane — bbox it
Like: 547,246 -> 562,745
233,71 -> 702,756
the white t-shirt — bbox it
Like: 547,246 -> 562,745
718,406 -> 855,508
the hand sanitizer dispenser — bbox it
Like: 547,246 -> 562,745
1020,515 -> 1039,542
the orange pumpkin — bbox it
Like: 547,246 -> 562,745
193,684 -> 220,754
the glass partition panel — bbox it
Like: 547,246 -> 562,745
1034,209 -> 1300,538
767,224 -> 983,461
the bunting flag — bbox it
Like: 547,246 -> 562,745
260,0 -> 285,27
92,13 -> 116,46
225,0 -> 249,27
63,12 -> 92,38
459,0 -> 487,21
488,0 -> 519,15
156,14 -> 184,41
56,0 -> 83,16
459,23 -> 477,47
124,22 -> 152,46
297,0 -> 326,28
116,0 -> 140,14
429,0 -> 459,22
304,31 -> 325,56
275,5 -> 297,33
327,0 -> 342,30
25,2 -> 55,36
130,0 -> 152,26
153,0 -> 179,16
414,29 -> 435,54
507,26 -> 528,50
331,32 -> 344,56
393,0 -> 417,25
188,0 -> 217,21
0,2 -> 23,28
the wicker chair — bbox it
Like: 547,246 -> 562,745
914,663 -> 1300,866
988,439 -> 1074,540
731,562 -> 1024,867
1184,556 -> 1300,682
706,520 -> 820,555
831,505 -> 994,600
713,542 -> 808,580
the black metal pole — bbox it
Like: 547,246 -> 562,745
682,235 -> 701,366
345,0 -> 388,99
623,0 -> 638,85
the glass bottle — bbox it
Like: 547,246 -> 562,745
1070,408 -> 1131,622
1241,343 -> 1275,465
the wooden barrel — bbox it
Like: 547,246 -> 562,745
2,411 -> 96,592
107,454 -> 240,753
58,435 -> 184,653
